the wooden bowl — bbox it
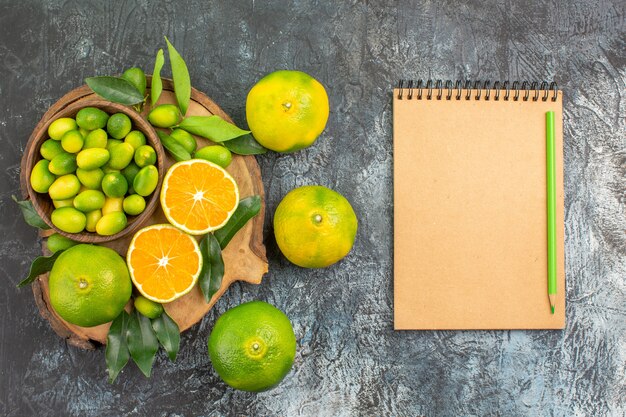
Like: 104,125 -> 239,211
22,99 -> 165,243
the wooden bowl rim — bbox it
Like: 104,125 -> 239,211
22,99 -> 165,243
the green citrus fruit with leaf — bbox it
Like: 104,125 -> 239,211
49,244 -> 132,327
273,185 -> 358,268
133,295 -> 163,319
207,301 -> 296,392
246,70 -> 329,152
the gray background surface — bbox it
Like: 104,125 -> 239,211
1,1 -> 624,416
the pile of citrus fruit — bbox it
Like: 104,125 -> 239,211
24,49 -> 359,392
31,107 -> 159,236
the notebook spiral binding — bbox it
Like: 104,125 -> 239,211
397,79 -> 558,102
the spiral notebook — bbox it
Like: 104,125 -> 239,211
393,80 -> 565,330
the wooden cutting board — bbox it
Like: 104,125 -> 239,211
21,80 -> 268,349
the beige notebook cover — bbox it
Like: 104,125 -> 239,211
393,84 -> 565,330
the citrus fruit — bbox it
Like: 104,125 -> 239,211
124,130 -> 147,150
194,145 -> 232,168
73,189 -> 105,212
30,160 -> 56,193
134,145 -> 157,167
274,185 -> 358,268
133,165 -> 159,196
127,224 -> 202,303
40,138 -> 65,160
60,130 -> 84,153
123,194 -> 146,216
85,209 -> 102,232
107,113 -> 132,139
48,117 -> 77,141
246,70 -> 329,152
96,211 -> 127,235
84,129 -> 108,149
107,142 -> 135,170
121,67 -> 147,96
147,104 -> 181,128
101,172 -> 128,198
160,160 -> 239,235
49,244 -> 132,327
170,129 -> 197,154
48,152 -> 77,176
76,107 -> 109,130
207,301 -> 296,392
48,174 -> 80,200
46,233 -> 77,253
51,207 -> 86,233
133,295 -> 163,319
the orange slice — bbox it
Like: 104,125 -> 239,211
127,224 -> 202,303
160,159 -> 239,235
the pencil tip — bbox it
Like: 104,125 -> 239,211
551,305 -> 555,314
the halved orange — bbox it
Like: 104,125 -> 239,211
127,224 -> 202,303
160,159 -> 239,235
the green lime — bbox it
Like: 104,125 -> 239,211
121,67 -> 147,96
48,117 -> 78,141
48,174 -> 80,200
108,142 -> 135,170
76,107 -> 109,130
133,165 -> 158,196
73,190 -> 105,212
124,130 -> 146,150
46,233 -> 78,253
40,139 -> 65,160
194,146 -> 232,168
76,148 -> 110,170
134,145 -> 157,167
96,211 -> 127,236
84,128 -> 108,149
107,113 -> 132,139
79,127 -> 89,139
48,244 -> 132,327
85,209 -> 102,232
60,130 -> 84,153
147,104 -> 181,128
48,152 -> 77,176
121,162 -> 141,186
51,207 -> 86,233
123,194 -> 146,216
207,301 -> 296,392
76,168 -> 104,190
101,172 -> 128,198
133,295 -> 163,319
30,159 -> 56,193
170,129 -> 197,154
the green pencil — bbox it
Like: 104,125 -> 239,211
546,111 -> 557,314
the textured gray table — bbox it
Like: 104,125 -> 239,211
1,1 -> 624,416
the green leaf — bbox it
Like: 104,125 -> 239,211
157,130 -> 191,161
17,250 -> 64,288
151,312 -> 180,362
177,116 -> 251,143
151,49 -> 165,107
223,133 -> 268,155
85,76 -> 144,105
165,37 -> 191,116
106,311 -> 130,383
127,309 -> 159,378
12,196 -> 50,229
198,234 -> 224,303
214,196 -> 261,249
